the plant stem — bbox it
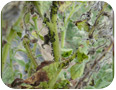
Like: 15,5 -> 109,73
43,1 -> 61,62
49,1 -> 61,61
23,36 -> 38,69
28,62 -> 32,77
61,30 -> 66,48
2,29 -> 16,72
89,3 -> 107,37
2,9 -> 24,72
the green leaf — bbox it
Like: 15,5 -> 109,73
2,65 -> 14,84
36,54 -> 42,58
96,49 -> 102,53
38,82 -> 49,89
14,70 -> 23,79
61,48 -> 73,57
15,48 -> 27,54
25,61 -> 31,72
95,79 -> 111,88
14,59 -> 26,66
17,32 -> 22,38
70,63 -> 85,79
75,49 -> 88,63
54,80 -> 70,89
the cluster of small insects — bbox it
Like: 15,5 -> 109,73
42,2 -> 59,59
50,1 -> 58,20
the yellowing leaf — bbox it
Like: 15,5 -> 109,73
32,31 -> 38,38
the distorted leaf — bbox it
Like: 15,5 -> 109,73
75,49 -> 88,63
61,48 -> 73,57
17,32 -> 22,38
74,19 -> 90,32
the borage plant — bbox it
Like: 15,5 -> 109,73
1,1 -> 114,89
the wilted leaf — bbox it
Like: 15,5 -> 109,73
36,61 -> 53,71
24,70 -> 49,86
11,78 -> 23,87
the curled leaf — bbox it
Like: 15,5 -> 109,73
61,48 -> 73,57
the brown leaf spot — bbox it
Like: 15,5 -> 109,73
31,71 -> 49,86
36,61 -> 53,71
11,78 -> 23,87
31,75 -> 35,81
21,86 -> 27,89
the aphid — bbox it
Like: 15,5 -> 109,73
30,5 -> 35,15
30,38 -> 38,43
89,34 -> 93,39
50,32 -> 56,42
42,34 -> 50,49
